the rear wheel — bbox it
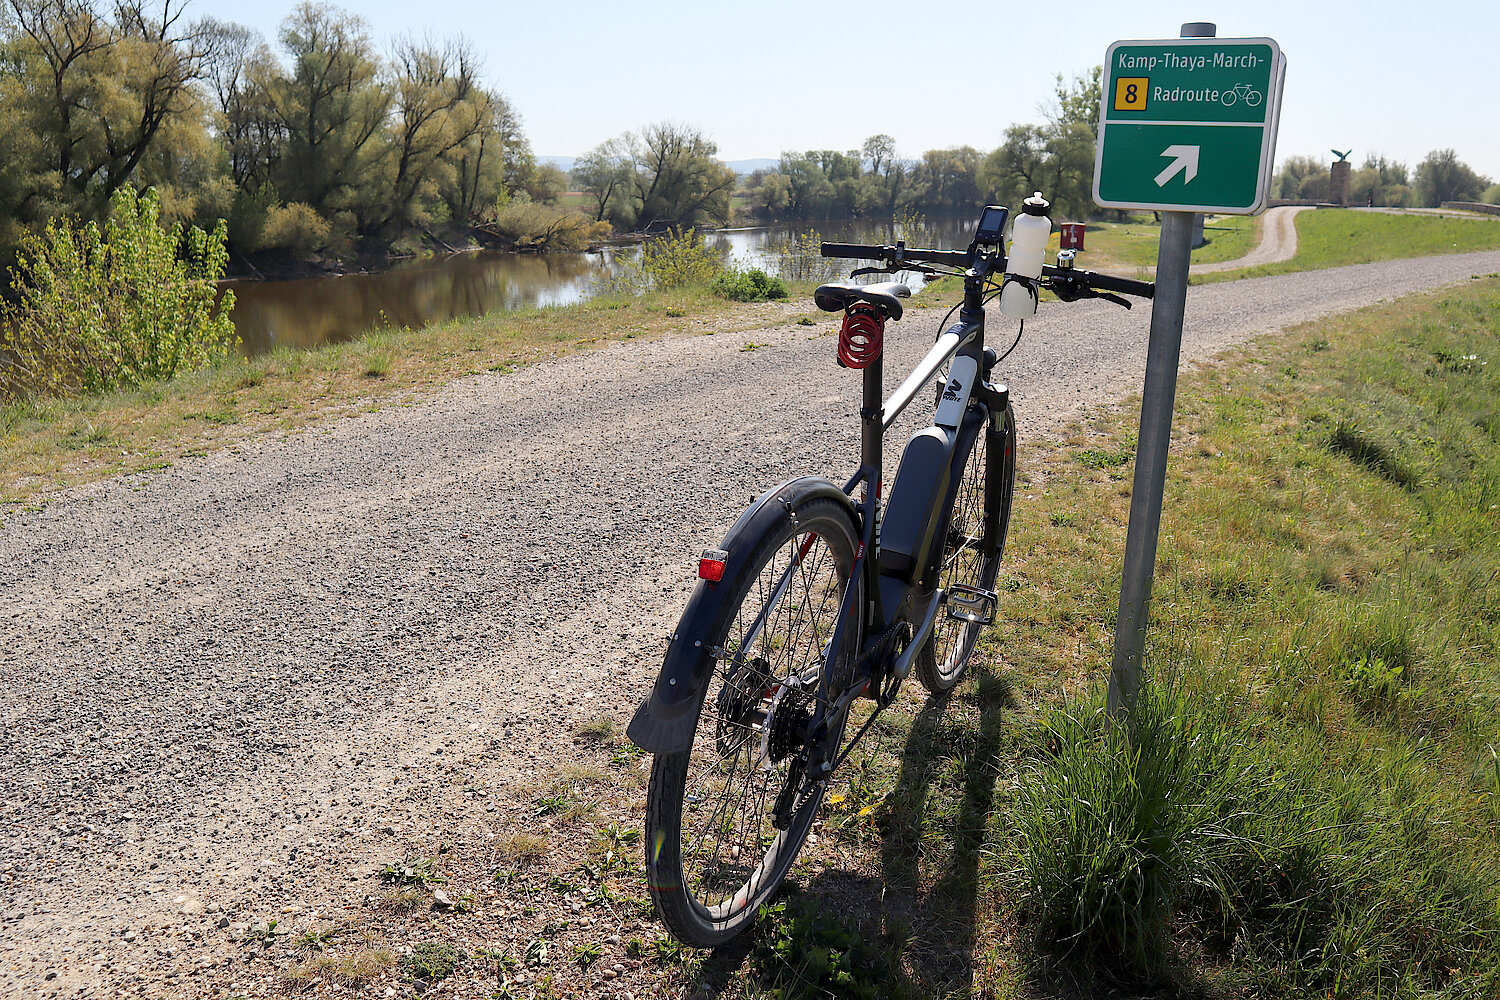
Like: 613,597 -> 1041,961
915,403 -> 1016,692
646,497 -> 862,947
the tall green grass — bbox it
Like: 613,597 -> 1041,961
993,277 -> 1500,996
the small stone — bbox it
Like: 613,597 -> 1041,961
431,889 -> 453,910
603,968 -> 618,979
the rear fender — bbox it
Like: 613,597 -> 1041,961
626,476 -> 856,755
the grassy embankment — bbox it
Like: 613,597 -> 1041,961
712,275 -> 1500,998
1081,207 -> 1500,282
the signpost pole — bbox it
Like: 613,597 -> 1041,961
1106,21 -> 1216,720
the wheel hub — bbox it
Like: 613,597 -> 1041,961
766,687 -> 812,763
715,656 -> 771,755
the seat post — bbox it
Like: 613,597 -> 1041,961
860,357 -> 883,496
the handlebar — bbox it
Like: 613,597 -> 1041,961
820,240 -> 1155,301
820,242 -> 971,270
1044,263 -> 1156,300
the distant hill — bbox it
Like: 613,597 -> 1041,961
540,155 -> 776,177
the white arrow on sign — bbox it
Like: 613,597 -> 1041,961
1154,145 -> 1200,187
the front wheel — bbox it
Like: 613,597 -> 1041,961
915,403 -> 1016,692
645,497 -> 862,947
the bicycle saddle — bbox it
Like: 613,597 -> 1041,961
813,281 -> 911,322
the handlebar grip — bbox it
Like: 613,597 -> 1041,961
1045,264 -> 1156,299
1085,271 -> 1156,299
820,242 -> 889,260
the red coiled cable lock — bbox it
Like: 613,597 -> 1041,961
836,304 -> 884,369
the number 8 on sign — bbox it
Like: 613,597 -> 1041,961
1115,77 -> 1148,111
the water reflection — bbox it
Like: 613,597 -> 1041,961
226,216 -> 983,356
226,249 -> 621,356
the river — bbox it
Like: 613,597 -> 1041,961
225,216 -> 981,356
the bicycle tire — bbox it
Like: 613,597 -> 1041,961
915,402 -> 1016,692
645,496 -> 862,947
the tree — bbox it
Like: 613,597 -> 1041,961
525,162 -> 567,205
774,151 -> 834,219
909,147 -> 983,215
857,134 -> 907,217
200,18 -> 282,190
1272,155 -> 1324,200
4,0 -> 215,212
1414,148 -> 1490,207
573,136 -> 632,222
624,122 -> 735,229
373,35 -> 486,233
1044,67 -> 1102,131
440,88 -> 528,223
1347,155 -> 1410,207
265,3 -> 390,224
979,69 -> 1100,221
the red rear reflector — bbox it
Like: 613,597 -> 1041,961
699,548 -> 728,582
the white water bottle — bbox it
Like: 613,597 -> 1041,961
998,192 -> 1052,319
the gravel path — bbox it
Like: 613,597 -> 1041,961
1191,204 -> 1309,273
4,250 -> 1500,996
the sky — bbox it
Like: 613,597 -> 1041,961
192,0 -> 1500,183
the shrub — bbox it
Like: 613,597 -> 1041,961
259,202 -> 331,253
1,187 -> 238,399
766,228 -> 845,283
711,267 -> 787,302
608,227 -> 726,294
753,897 -> 894,999
492,202 -> 610,252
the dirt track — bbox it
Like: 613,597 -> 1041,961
4,248 -> 1500,997
1192,204 -> 1310,272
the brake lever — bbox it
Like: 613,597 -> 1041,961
1045,276 -> 1133,310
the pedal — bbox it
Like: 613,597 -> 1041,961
944,584 -> 997,625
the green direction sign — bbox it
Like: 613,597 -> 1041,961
1094,37 -> 1286,214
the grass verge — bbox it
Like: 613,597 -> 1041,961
737,275 -> 1500,998
1193,207 -> 1500,283
0,285 -> 836,504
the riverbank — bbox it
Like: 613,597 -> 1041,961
0,285 -> 846,505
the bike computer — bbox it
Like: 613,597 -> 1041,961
973,205 -> 1009,246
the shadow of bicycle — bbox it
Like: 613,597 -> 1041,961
683,661 -> 1022,998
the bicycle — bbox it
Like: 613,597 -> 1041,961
626,196 -> 1155,947
1221,82 -> 1263,107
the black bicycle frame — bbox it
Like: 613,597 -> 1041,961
802,269 -> 1004,780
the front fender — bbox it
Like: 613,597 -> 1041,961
626,476 -> 855,755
